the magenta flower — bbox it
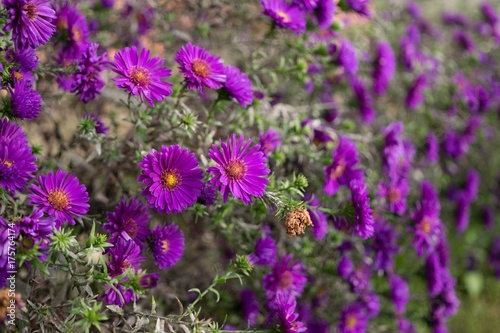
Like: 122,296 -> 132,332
263,254 -> 307,299
240,289 -> 259,326
248,235 -> 278,266
390,274 -> 410,315
0,139 -> 37,195
261,0 -> 306,35
405,74 -> 427,110
104,197 -> 151,249
349,179 -> 375,239
208,134 -> 270,205
7,75 -> 43,120
338,302 -> 368,333
259,128 -> 281,157
28,170 -> 90,228
175,42 -> 226,93
70,43 -> 107,103
269,293 -> 306,333
304,193 -> 328,240
222,65 -> 253,107
372,41 -> 396,95
313,0 -> 335,29
54,2 -> 90,62
3,0 -> 56,49
138,145 -> 203,214
0,118 -> 28,145
111,46 -> 173,107
376,178 -> 410,215
82,113 -> 109,135
323,136 -> 363,196
148,223 -> 184,269
106,238 -> 145,277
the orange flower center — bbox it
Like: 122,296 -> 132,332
48,189 -> 70,211
330,161 -> 346,180
191,59 -> 211,78
225,160 -> 247,181
279,270 -> 293,289
276,10 -> 290,23
388,188 -> 401,203
129,66 -> 151,88
161,169 -> 182,190
72,26 -> 82,42
121,259 -> 131,271
419,216 -> 432,234
124,218 -> 138,238
13,71 -> 23,81
346,314 -> 357,329
161,239 -> 169,253
22,1 -> 38,21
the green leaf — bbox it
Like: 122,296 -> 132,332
31,257 -> 50,275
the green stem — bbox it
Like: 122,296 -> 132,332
174,82 -> 189,109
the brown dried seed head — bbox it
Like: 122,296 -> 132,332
0,288 -> 24,321
284,207 -> 314,237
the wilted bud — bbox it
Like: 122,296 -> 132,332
284,207 -> 314,237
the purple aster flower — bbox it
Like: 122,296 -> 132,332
261,0 -> 306,35
399,36 -> 420,71
411,181 -> 442,256
426,133 -> 439,164
304,194 -> 328,240
207,134 -> 270,205
101,282 -> 136,306
293,0 -> 317,11
370,220 -> 399,271
248,235 -> 278,266
441,12 -> 471,26
481,2 -> 499,27
453,29 -> 475,52
350,77 -> 375,124
112,46 -> 173,107
337,255 -> 353,280
336,40 -> 358,75
455,193 -> 471,233
348,264 -> 371,293
323,136 -> 363,196
28,170 -> 89,228
18,209 -> 54,241
0,118 -> 28,145
138,145 -> 203,214
104,196 -> 151,249
148,223 -> 184,269
306,321 -> 329,333
338,302 -> 368,333
263,254 -> 307,299
139,272 -> 159,289
106,238 -> 145,277
344,0 -> 370,17
5,46 -> 39,72
7,75 -> 43,120
349,179 -> 375,239
390,274 -> 410,315
82,113 -> 109,135
0,139 -> 37,195
398,318 -> 416,333
464,169 -> 480,201
70,43 -> 107,103
269,293 -> 306,333
259,128 -> 281,157
54,2 -> 90,62
240,289 -> 259,326
372,41 -> 396,95
377,178 -> 409,215
175,42 -> 226,94
361,292 -> 380,318
405,74 -> 427,110
197,182 -> 218,206
3,0 -> 56,49
438,272 -> 460,317
222,65 -> 253,107
443,130 -> 469,159
313,0 -> 335,29
426,252 -> 445,297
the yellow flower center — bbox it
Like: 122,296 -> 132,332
129,66 -> 151,88
276,10 -> 290,23
346,314 -> 357,329
419,216 -> 432,234
161,239 -> 169,253
47,189 -> 70,211
22,1 -> 38,21
13,71 -> 23,81
225,160 -> 247,181
191,59 -> 211,78
2,159 -> 13,168
330,161 -> 346,180
161,170 -> 182,190
72,26 -> 82,42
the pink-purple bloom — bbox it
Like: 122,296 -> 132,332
405,74 -> 427,110
175,43 -> 226,94
261,0 -> 306,35
240,289 -> 260,326
112,46 -> 173,107
372,41 -> 396,95
304,193 -> 328,240
222,65 -> 253,107
0,136 -> 37,195
138,145 -> 203,214
248,235 -> 278,266
263,254 -> 307,299
269,293 -> 306,333
3,0 -> 56,49
104,197 -> 151,249
313,0 -> 335,29
148,223 -> 184,269
349,179 -> 375,239
338,302 -> 368,333
390,274 -> 410,315
7,74 -> 43,120
208,134 -> 270,205
53,2 -> 90,62
377,178 -> 410,215
259,128 -> 281,157
82,113 -> 109,135
106,238 -> 145,277
323,136 -> 363,196
28,169 -> 90,228
350,77 -> 376,124
70,43 -> 107,103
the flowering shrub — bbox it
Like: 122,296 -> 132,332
1,0 -> 500,332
